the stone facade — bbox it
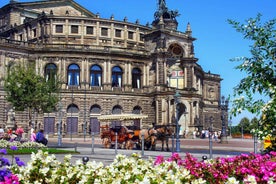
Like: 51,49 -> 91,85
0,0 -> 226,138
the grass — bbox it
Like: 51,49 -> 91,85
7,148 -> 80,155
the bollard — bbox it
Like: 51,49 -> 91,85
171,134 -> 175,153
91,132 -> 95,154
74,142 -> 78,152
141,133 -> 144,156
254,134 -> 258,154
82,156 -> 89,165
209,132 -> 213,159
202,155 -> 208,161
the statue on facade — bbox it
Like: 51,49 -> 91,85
154,0 -> 180,20
6,108 -> 15,129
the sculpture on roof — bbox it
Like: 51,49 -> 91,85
154,0 -> 180,20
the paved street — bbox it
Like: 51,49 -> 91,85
6,137 -> 261,166
48,136 -> 261,165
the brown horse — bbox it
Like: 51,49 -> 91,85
139,128 -> 157,150
155,125 -> 174,151
101,125 -> 134,149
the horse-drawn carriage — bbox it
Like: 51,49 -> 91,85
100,123 -> 141,149
100,123 -> 175,151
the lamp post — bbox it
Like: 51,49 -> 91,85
57,100 -> 63,147
209,116 -> 214,159
70,88 -> 73,141
228,119 -> 232,138
174,91 -> 181,153
220,96 -> 229,144
83,80 -> 87,142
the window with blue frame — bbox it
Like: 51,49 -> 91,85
45,63 -> 57,82
132,68 -> 141,88
112,66 -> 123,87
68,64 -> 80,86
90,65 -> 102,86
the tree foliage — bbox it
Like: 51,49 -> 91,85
228,14 -> 276,139
4,62 -> 61,121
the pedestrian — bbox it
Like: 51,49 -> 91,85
214,131 -> 218,142
10,131 -> 18,141
36,129 -> 48,146
7,128 -> 12,136
15,126 -> 24,141
30,129 -> 36,142
193,130 -> 196,139
0,126 -> 4,139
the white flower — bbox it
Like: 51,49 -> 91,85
226,177 -> 239,184
40,167 -> 50,176
244,175 -> 257,184
191,178 -> 207,184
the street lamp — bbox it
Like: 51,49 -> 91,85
174,91 -> 181,152
70,88 -> 73,141
220,96 -> 229,144
228,119 -> 232,137
209,116 -> 214,159
83,80 -> 87,142
57,100 -> 63,147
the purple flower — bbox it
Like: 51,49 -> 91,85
14,157 -> 25,167
0,149 -> 7,155
0,158 -> 10,167
10,146 -> 17,151
0,168 -> 12,182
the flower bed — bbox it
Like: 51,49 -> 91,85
5,150 -> 276,183
0,139 -> 47,149
0,139 -> 275,183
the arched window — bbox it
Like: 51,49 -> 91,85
132,106 -> 142,114
112,66 -> 123,87
67,104 -> 79,113
90,104 -> 101,114
112,105 -> 122,114
132,68 -> 141,89
90,65 -> 102,86
44,63 -> 57,82
68,64 -> 80,86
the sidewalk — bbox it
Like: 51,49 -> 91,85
9,137 -> 261,166
48,136 -> 260,152
46,136 -> 261,165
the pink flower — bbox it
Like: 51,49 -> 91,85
154,155 -> 164,165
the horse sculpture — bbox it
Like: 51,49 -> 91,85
139,128 -> 157,150
155,125 -> 174,151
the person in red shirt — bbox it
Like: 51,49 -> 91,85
15,126 -> 24,141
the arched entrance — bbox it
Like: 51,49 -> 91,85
66,104 -> 79,136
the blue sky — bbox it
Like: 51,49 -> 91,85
1,0 -> 275,125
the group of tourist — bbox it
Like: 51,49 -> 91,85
187,130 -> 221,142
0,122 -> 48,145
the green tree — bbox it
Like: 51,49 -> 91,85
228,14 -> 276,139
238,117 -> 251,134
249,117 -> 259,131
4,62 -> 61,123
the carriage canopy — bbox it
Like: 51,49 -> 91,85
97,114 -> 148,121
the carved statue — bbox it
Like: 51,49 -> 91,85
159,0 -> 166,8
6,108 -> 15,129
154,0 -> 180,20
